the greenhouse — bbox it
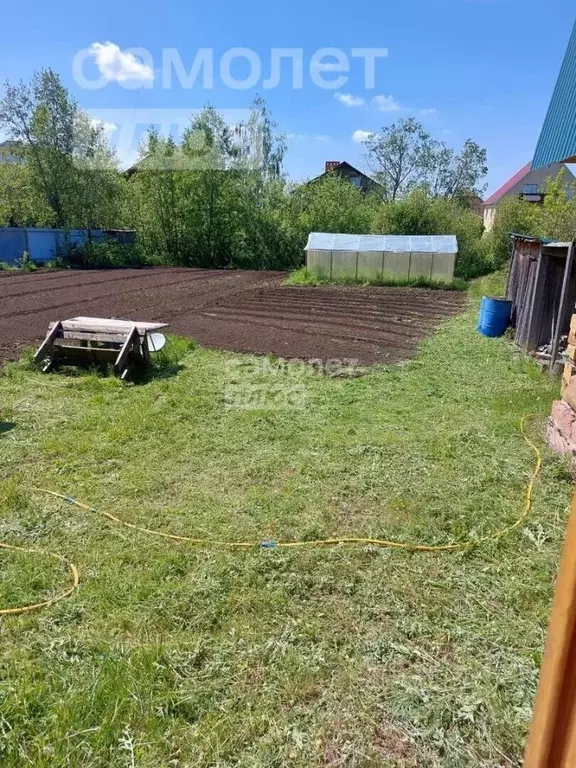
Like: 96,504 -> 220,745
304,233 -> 458,283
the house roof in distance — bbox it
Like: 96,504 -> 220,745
313,160 -> 381,187
483,163 -> 532,207
320,160 -> 362,175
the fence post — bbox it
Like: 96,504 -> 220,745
524,492 -> 576,766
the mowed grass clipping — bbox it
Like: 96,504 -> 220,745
0,273 -> 572,767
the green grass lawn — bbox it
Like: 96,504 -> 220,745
0,274 -> 572,767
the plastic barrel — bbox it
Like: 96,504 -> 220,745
477,297 -> 513,338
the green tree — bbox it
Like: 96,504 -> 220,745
130,132 -> 187,263
373,189 -> 488,279
539,171 -> 576,241
182,106 -> 238,266
281,174 -> 380,260
364,118 -> 488,202
234,95 -> 286,182
0,162 -> 53,227
429,139 -> 488,199
364,118 -> 435,202
130,98 -> 291,270
0,69 -> 122,229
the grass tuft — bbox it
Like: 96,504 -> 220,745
286,266 -> 467,291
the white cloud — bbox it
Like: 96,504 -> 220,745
90,117 -> 118,134
334,92 -> 365,107
88,42 -> 154,83
372,94 -> 401,112
352,129 -> 374,143
420,108 -> 437,116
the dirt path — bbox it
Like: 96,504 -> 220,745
0,267 -> 466,366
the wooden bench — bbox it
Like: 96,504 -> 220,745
35,317 -> 169,380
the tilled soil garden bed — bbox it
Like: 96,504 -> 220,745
0,267 -> 466,366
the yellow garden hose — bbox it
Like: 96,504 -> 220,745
0,542 -> 79,617
0,415 -> 542,617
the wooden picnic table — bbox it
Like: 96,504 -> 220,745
36,316 -> 169,380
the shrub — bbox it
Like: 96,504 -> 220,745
372,190 -> 488,280
487,196 -> 540,269
57,240 -> 148,269
17,250 -> 37,272
0,252 -> 37,272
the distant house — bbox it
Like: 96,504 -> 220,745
460,192 -> 484,215
312,161 -> 382,195
482,162 -> 576,231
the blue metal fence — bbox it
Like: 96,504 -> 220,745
0,227 -> 106,264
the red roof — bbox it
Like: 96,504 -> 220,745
483,163 -> 532,207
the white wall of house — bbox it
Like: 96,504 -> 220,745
483,206 -> 497,231
483,162 -> 575,231
505,163 -> 573,197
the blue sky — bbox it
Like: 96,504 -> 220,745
1,0 -> 574,195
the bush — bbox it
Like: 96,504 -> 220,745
0,252 -> 37,272
487,196 -> 540,269
487,171 -> 576,270
57,240 -> 148,269
372,190 -> 489,280
17,250 -> 37,272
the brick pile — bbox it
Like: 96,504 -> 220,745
548,315 -> 576,455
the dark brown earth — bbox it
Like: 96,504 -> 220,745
0,267 -> 467,366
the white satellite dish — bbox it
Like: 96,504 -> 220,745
147,332 -> 167,353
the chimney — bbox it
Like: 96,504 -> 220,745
325,161 -> 340,173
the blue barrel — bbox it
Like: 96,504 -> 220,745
477,297 -> 513,338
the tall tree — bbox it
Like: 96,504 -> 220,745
429,139 -> 488,199
364,117 -> 437,202
182,107 -> 237,266
0,142 -> 54,227
0,69 -> 121,228
234,95 -> 286,183
131,131 -> 185,263
364,118 -> 487,202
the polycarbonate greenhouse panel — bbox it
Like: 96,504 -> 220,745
307,249 -> 331,278
331,250 -> 357,278
409,252 -> 433,280
304,233 -> 458,282
382,251 -> 410,281
357,251 -> 384,280
305,233 -> 458,254
432,253 -> 456,282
